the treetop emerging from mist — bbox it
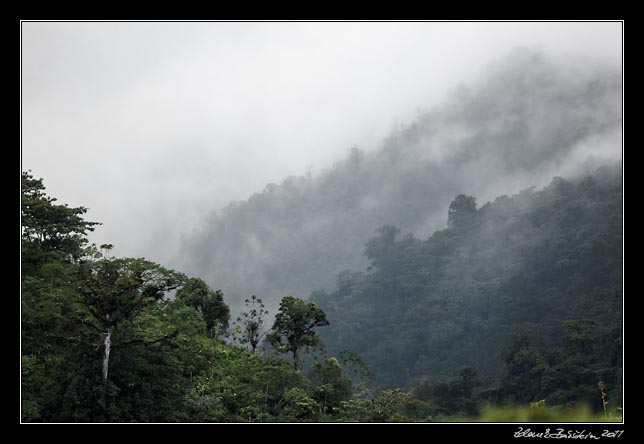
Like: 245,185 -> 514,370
181,48 -> 621,317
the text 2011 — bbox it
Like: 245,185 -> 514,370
602,430 -> 624,439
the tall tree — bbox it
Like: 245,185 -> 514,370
267,296 -> 329,370
176,277 -> 230,339
21,171 -> 101,420
77,257 -> 186,380
447,194 -> 477,229
21,171 -> 100,268
233,295 -> 269,353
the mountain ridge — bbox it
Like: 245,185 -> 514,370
312,163 -> 622,389
178,48 -> 621,316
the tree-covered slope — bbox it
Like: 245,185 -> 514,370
179,49 -> 621,314
310,164 -> 622,391
20,172 -> 368,422
21,167 -> 623,422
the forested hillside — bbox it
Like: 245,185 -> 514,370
21,172 -> 371,422
21,166 -> 622,422
311,164 -> 622,409
21,48 -> 622,423
179,49 -> 622,315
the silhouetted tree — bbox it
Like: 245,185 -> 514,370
267,296 -> 329,370
447,194 -> 477,228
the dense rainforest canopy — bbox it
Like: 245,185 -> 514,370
312,164 -> 622,411
21,165 -> 622,422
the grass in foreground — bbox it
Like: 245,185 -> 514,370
447,402 -> 622,423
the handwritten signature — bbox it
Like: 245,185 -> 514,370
514,427 -> 624,439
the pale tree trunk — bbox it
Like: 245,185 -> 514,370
102,327 -> 112,380
264,383 -> 269,406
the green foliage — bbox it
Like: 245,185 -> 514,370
21,355 -> 42,421
176,277 -> 230,339
333,386 -> 423,423
409,366 -> 482,417
474,403 -> 622,422
336,394 -> 373,422
338,349 -> 375,389
77,257 -> 186,328
22,172 -> 363,423
371,389 -> 413,422
312,166 -> 622,401
267,296 -> 329,370
232,295 -> 269,353
22,168 -> 622,422
309,357 -> 352,413
279,387 -> 319,421
22,171 -> 100,269
500,319 -> 621,412
502,335 -> 550,403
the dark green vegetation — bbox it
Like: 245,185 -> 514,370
18,50 -> 624,422
312,164 -> 622,418
20,172 -> 408,422
22,162 -> 622,422
266,296 -> 329,370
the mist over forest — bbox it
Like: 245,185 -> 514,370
179,48 -> 621,316
21,23 -> 623,423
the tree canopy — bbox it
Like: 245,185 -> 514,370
267,296 -> 329,370
312,165 -> 622,413
176,277 -> 230,339
21,165 -> 622,422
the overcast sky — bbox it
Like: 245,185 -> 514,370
21,21 -> 622,265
